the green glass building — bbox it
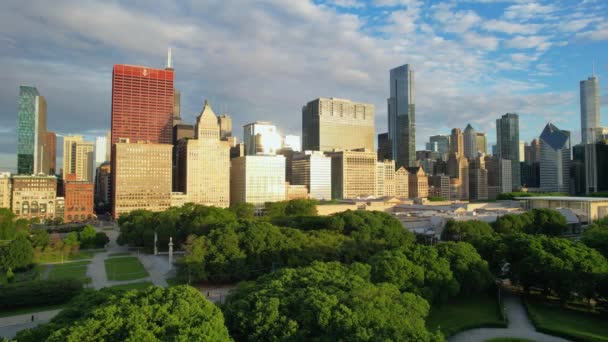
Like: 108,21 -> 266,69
17,86 -> 47,175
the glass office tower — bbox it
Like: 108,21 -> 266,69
388,64 -> 416,168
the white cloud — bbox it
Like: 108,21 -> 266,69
326,0 -> 365,9
463,32 -> 500,50
558,17 -> 599,32
433,3 -> 482,33
576,22 -> 608,40
504,2 -> 557,21
506,35 -> 552,51
482,19 -> 542,35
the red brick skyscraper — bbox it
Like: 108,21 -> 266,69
111,64 -> 174,144
46,131 -> 56,175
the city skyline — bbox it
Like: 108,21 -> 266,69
1,0 -> 608,172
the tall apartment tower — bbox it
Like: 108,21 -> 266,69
469,155 -> 488,201
388,64 -> 416,168
217,114 -> 233,140
47,132 -> 56,175
496,113 -> 520,190
291,151 -> 332,200
63,136 -> 94,183
17,86 -> 48,175
580,76 -> 600,144
539,123 -> 571,193
302,97 -> 375,152
111,64 -> 174,144
463,124 -> 477,159
476,133 -> 487,155
177,101 -> 231,208
450,128 -> 464,156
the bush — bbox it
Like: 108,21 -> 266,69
0,279 -> 83,310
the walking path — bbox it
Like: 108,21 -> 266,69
449,294 -> 570,342
0,309 -> 62,339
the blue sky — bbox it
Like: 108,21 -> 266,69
0,0 -> 607,172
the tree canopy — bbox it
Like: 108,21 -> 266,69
581,219 -> 608,259
492,209 -> 567,236
440,219 -> 494,242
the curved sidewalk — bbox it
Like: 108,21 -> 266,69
449,294 -> 570,342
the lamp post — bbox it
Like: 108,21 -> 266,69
168,237 -> 174,270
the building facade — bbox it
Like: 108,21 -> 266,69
376,159 -> 396,197
11,175 -> 57,221
302,97 -> 375,152
111,64 -> 174,144
377,132 -> 391,161
463,124 -> 477,159
476,133 -> 487,156
327,149 -> 377,199
0,173 -> 11,209
496,113 -> 520,190
388,64 -> 416,168
63,137 -> 94,183
580,76 -> 600,144
539,123 -> 571,193
243,121 -> 282,155
469,156 -> 488,201
428,135 -> 450,157
95,162 -> 112,209
450,128 -> 464,156
291,151 -> 332,200
47,132 -> 56,175
112,140 -> 173,219
217,114 -> 232,140
64,174 -> 94,223
176,101 -> 230,208
17,86 -> 48,175
428,174 -> 450,200
447,152 -> 469,200
486,156 -> 512,199
395,167 -> 409,198
406,166 -> 428,198
230,155 -> 286,205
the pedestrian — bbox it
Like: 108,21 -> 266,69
31,315 -> 34,322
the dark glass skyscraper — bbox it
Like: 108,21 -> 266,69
388,64 -> 415,168
17,86 -> 47,175
496,113 -> 520,190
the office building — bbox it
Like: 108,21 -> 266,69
64,174 -> 94,223
111,64 -> 174,144
476,133 -> 487,155
539,123 -> 571,193
302,97 -> 375,152
63,136 -> 94,183
450,128 -> 464,156
286,184 -> 309,201
105,131 -> 111,162
282,135 -> 301,152
217,114 -> 232,140
230,155 -> 286,205
463,124 -> 477,159
95,136 -> 107,166
524,138 -> 540,164
496,113 -> 520,190
406,166 -> 428,198
11,175 -> 57,221
486,156 -> 512,199
376,159 -> 396,197
291,151 -> 331,201
95,162 -> 112,210
521,162 -> 540,188
469,155 -> 488,201
570,144 -> 586,195
0,173 -> 11,209
243,121 -> 282,155
17,86 -> 48,175
378,132 -> 391,161
173,90 -> 181,123
327,149 -> 377,199
429,135 -> 450,156
395,167 -> 409,198
62,135 -> 82,177
112,140 -> 173,219
580,75 -> 600,144
176,101 -> 230,208
428,174 -> 450,200
47,132 -> 56,175
388,64 -> 416,168
447,152 -> 469,200
519,141 -> 526,162
419,158 -> 436,176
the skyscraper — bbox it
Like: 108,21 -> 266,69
63,136 -> 94,182
476,133 -> 487,155
463,124 -> 477,159
539,123 -> 571,193
217,114 -> 233,141
580,76 -> 600,144
243,122 -> 282,155
496,113 -> 520,190
95,136 -> 107,166
388,64 -> 415,168
302,97 -> 375,152
46,132 -> 56,175
327,149 -> 377,199
62,135 -> 83,177
377,133 -> 391,161
292,151 -> 332,200
429,135 -> 450,157
230,155 -> 286,205
111,64 -> 174,144
450,128 -> 464,156
17,86 -> 48,175
176,101 -> 230,208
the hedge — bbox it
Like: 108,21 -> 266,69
0,279 -> 84,310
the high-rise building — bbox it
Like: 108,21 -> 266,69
496,113 -> 520,190
292,151 -> 331,201
388,64 -> 416,168
302,97 -> 375,152
63,136 -> 94,183
112,140 -> 173,219
406,166 -> 428,198
111,64 -> 174,144
64,173 -> 94,223
62,135 -> 82,177
46,132 -> 56,175
476,133 -> 487,155
580,76 -> 600,144
173,90 -> 181,123
429,135 -> 450,156
485,156 -> 512,199
230,155 -> 286,206
596,141 -> 608,192
217,114 -> 232,140
395,167 -> 409,198
539,123 -> 571,193
450,128 -> 464,156
0,173 -> 11,209
570,144 -> 586,195
428,174 -> 450,200
521,162 -> 540,188
519,141 -> 525,162
95,136 -> 107,167
11,175 -> 57,220
105,131 -> 111,162
95,162 -> 112,210
327,149 -> 377,199
17,86 -> 48,175
447,152 -> 469,200
176,101 -> 230,208
469,155 -> 488,201
463,124 -> 477,159
376,160 -> 395,197
378,133 -> 391,161
524,138 -> 541,164
282,135 -> 301,152
243,122 -> 282,155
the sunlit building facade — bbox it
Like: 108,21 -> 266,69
11,175 -> 57,221
0,173 -> 11,209
292,151 -> 332,201
230,155 -> 286,205
327,149 -> 377,199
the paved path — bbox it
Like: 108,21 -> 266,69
449,294 -> 570,342
0,309 -> 62,339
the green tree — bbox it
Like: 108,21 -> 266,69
436,241 -> 493,296
441,219 -> 494,242
0,235 -> 34,271
526,208 -> 567,236
79,225 -> 97,248
229,202 -> 256,219
581,223 -> 608,258
0,208 -> 16,240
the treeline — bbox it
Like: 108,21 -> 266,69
496,192 -> 566,200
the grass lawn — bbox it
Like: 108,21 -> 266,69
104,257 -> 149,281
47,261 -> 91,283
426,294 -> 506,337
108,281 -> 154,291
107,252 -> 131,258
35,249 -> 104,264
484,339 -> 535,342
525,299 -> 608,342
0,304 -> 66,318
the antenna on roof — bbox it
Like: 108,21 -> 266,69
166,47 -> 173,69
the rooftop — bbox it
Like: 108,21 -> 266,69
515,196 -> 608,202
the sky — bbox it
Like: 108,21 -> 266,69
0,0 -> 607,172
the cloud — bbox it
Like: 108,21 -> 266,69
463,32 -> 500,50
326,0 -> 365,8
506,35 -> 552,50
433,3 -> 482,33
576,22 -> 608,40
504,2 -> 557,21
482,19 -> 542,35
